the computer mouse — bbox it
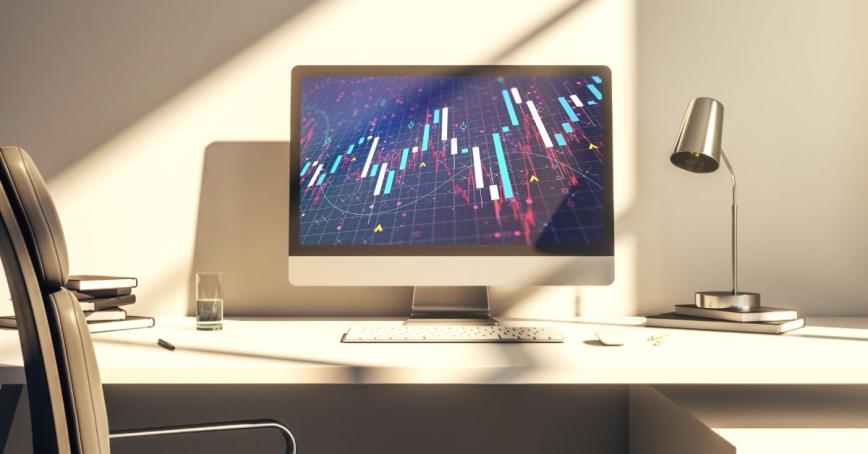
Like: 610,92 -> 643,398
595,330 -> 625,346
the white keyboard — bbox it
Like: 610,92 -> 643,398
342,325 -> 564,343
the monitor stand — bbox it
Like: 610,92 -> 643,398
405,286 -> 497,325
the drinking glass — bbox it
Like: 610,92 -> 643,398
196,272 -> 223,330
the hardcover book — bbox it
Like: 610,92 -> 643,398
81,294 -> 136,311
645,312 -> 805,334
66,275 -> 138,291
0,315 -> 153,333
72,287 -> 133,300
673,304 -> 798,323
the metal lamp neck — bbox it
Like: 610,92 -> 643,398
720,150 -> 737,205
720,150 -> 738,295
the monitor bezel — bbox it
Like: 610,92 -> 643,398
290,65 -> 614,257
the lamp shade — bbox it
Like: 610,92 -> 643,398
670,97 -> 724,173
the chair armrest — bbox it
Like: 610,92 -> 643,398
109,418 -> 296,454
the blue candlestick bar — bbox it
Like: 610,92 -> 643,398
384,170 -> 396,194
501,89 -> 519,126
400,148 -> 409,170
558,96 -> 579,122
422,123 -> 431,151
491,132 -> 514,199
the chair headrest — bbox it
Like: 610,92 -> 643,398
0,146 -> 69,290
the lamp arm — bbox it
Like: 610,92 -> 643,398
720,150 -> 737,204
720,150 -> 738,294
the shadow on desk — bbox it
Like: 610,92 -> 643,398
788,318 -> 868,342
95,337 -> 361,368
498,316 -> 646,328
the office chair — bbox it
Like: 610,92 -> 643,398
0,146 -> 296,453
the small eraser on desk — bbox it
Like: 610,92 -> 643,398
595,331 -> 625,346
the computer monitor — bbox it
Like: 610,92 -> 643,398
289,66 -> 613,323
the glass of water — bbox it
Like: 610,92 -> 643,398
196,272 -> 223,330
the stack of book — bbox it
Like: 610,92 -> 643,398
66,275 -> 153,332
0,275 -> 154,333
645,304 -> 805,334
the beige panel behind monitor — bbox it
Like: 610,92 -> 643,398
192,142 -> 411,316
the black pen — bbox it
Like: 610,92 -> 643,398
157,338 -> 176,351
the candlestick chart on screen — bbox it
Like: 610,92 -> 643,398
297,75 -> 607,247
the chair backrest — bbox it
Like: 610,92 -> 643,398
0,146 -> 110,453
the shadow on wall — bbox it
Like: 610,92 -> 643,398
0,0 -> 316,179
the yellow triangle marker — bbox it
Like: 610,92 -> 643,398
529,175 -> 539,182
420,162 -> 427,168
351,156 -> 357,161
373,224 -> 383,233
588,143 -> 598,150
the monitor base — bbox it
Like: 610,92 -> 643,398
405,286 -> 497,325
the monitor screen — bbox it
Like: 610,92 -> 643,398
290,67 -> 612,256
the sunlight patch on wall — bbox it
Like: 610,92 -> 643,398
0,0 -> 639,317
503,0 -> 638,316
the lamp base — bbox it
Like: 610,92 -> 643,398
695,291 -> 760,312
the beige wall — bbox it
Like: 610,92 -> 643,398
633,0 -> 868,315
0,0 -> 865,318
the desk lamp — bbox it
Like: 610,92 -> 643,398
670,97 -> 760,312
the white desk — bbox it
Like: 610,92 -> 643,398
1,316 -> 867,385
3,317 -> 868,453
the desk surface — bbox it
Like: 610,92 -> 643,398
1,316 -> 867,385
